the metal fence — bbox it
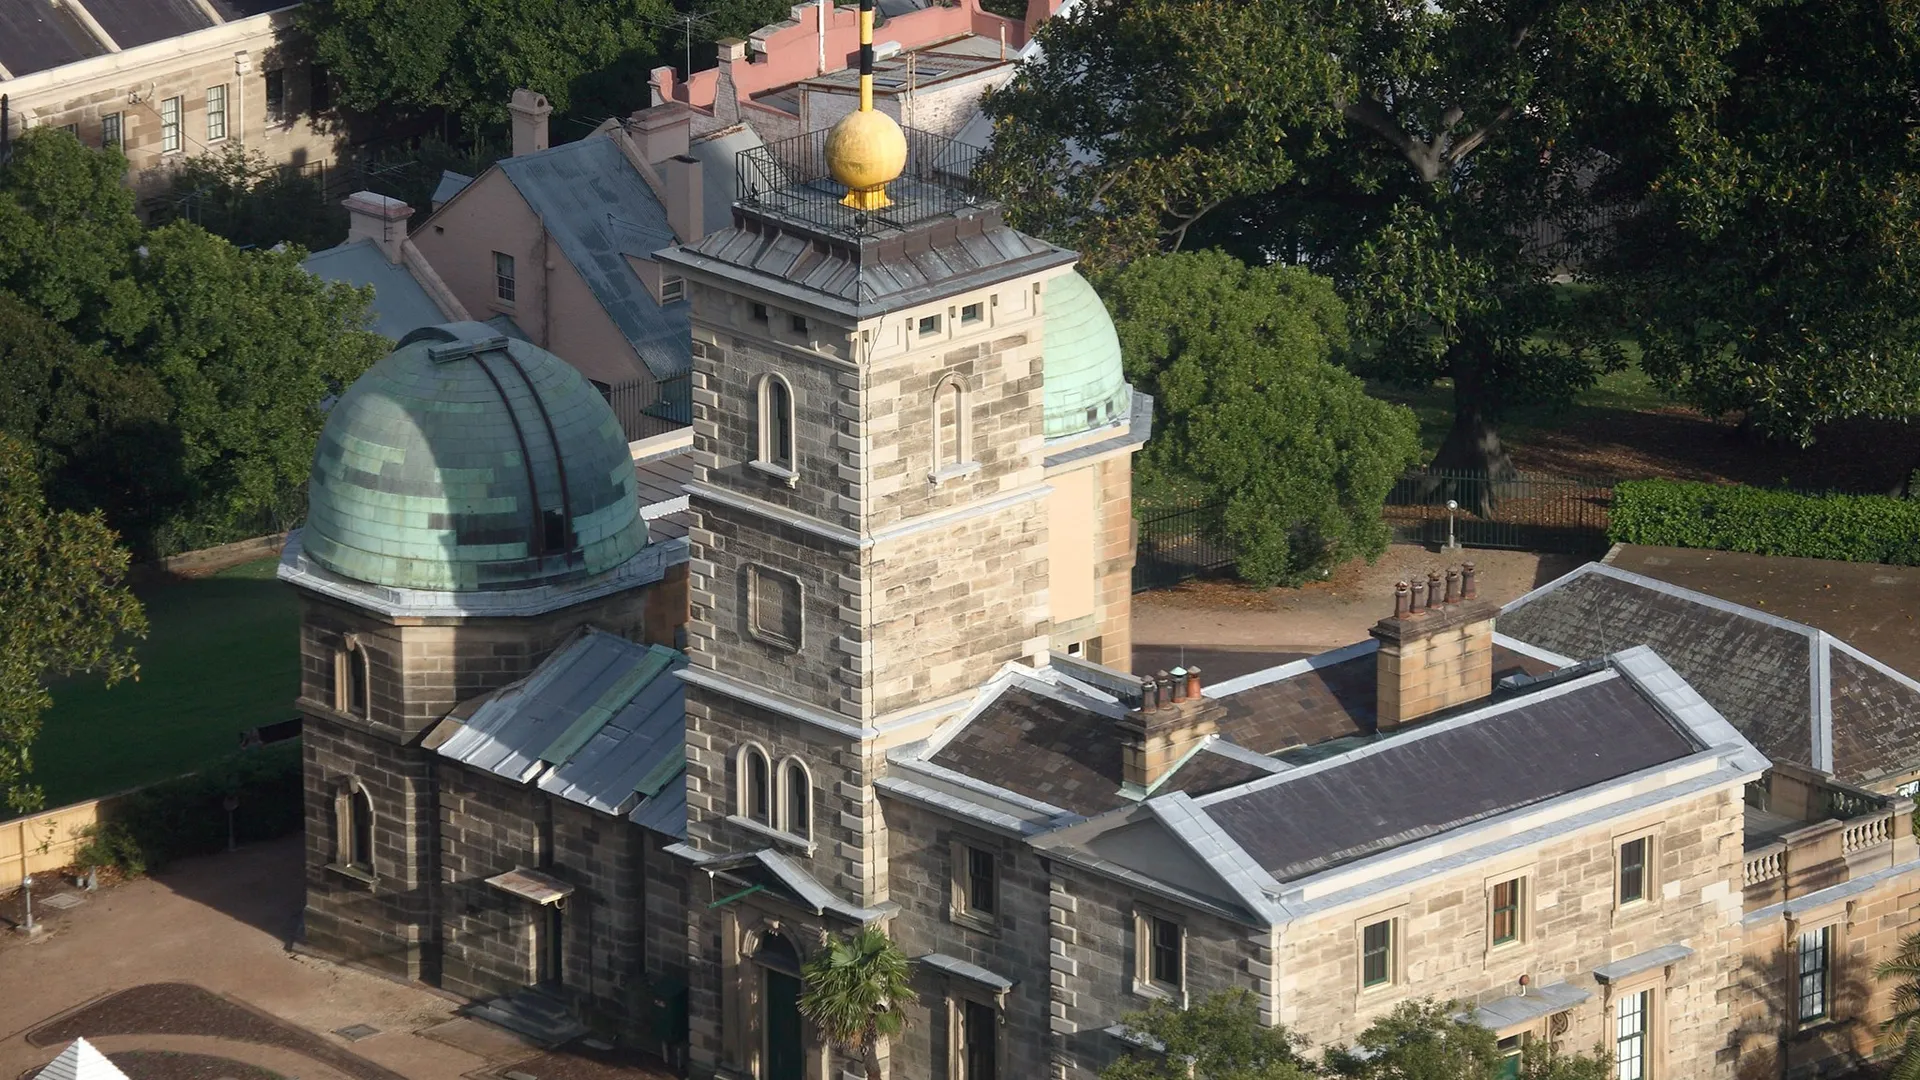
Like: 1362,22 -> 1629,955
599,374 -> 691,443
1131,468 -> 1617,592
1133,501 -> 1233,592
735,126 -> 983,238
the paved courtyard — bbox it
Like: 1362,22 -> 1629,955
0,837 -> 670,1080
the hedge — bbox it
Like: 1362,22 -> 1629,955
78,740 -> 304,876
1609,479 -> 1920,565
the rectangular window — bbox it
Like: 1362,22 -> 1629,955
1491,878 -> 1522,946
1148,915 -> 1182,988
961,302 -> 983,325
160,96 -> 183,154
790,313 -> 808,335
310,65 -> 332,112
206,84 -> 228,140
752,302 -> 769,323
1362,918 -> 1395,988
748,565 -> 803,650
962,999 -> 997,1080
1799,926 -> 1831,1024
1497,1035 -> 1525,1080
661,276 -> 684,303
59,123 -> 79,136
100,111 -> 122,148
1619,837 -> 1649,905
494,252 -> 516,303
265,69 -> 286,121
966,847 -> 996,916
918,313 -> 942,336
1615,989 -> 1650,1080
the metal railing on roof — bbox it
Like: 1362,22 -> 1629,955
734,125 -> 985,239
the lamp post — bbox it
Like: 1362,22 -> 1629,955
19,873 -> 35,935
1445,499 -> 1462,551
223,794 -> 241,852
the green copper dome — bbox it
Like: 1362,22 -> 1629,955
1043,270 -> 1131,439
304,323 -> 648,592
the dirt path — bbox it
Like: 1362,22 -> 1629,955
1133,543 -> 1586,679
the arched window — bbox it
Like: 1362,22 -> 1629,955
349,787 -> 373,870
757,375 -> 795,472
935,376 -> 967,470
783,759 -> 812,839
335,636 -> 370,719
741,745 -> 773,826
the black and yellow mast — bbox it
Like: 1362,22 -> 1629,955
825,0 -> 906,211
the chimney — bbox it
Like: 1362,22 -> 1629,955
632,102 -> 692,165
341,191 -> 412,264
1119,666 -> 1220,790
1370,562 -> 1497,731
508,88 -> 552,157
713,39 -> 747,125
664,154 -> 704,243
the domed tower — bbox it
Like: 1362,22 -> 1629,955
281,322 -> 685,979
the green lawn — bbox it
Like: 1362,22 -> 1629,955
32,555 -> 299,808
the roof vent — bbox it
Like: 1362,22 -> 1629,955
429,335 -> 510,363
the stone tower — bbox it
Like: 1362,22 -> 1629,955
657,85 -> 1094,1075
282,322 -> 676,980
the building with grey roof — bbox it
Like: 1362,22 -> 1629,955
1500,560 -> 1920,793
287,108 -> 1920,1080
0,0 -> 339,201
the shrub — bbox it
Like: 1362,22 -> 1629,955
1610,479 -> 1920,565
90,741 -> 304,874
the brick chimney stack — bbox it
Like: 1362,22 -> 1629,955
508,88 -> 552,157
1370,562 -> 1496,731
1120,666 -> 1221,790
664,153 -> 704,243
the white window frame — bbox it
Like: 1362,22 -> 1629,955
949,838 -> 1000,933
160,95 -> 183,154
333,634 -> 371,719
661,276 -> 685,303
206,83 -> 229,141
737,743 -> 773,826
1614,827 -> 1659,914
1130,907 -> 1186,1002
752,373 -> 797,481
493,251 -> 517,304
948,991 -> 1004,1080
100,111 -> 123,148
778,756 -> 813,841
1796,921 -> 1838,1029
1487,871 -> 1530,951
1614,987 -> 1654,1080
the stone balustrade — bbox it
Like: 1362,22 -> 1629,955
1744,843 -> 1784,888
1743,764 -> 1917,910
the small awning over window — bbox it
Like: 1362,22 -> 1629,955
1464,981 -> 1592,1030
485,867 -> 574,905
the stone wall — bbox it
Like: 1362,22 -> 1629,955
1278,783 -> 1746,1080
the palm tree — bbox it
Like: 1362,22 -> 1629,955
1877,931 -> 1920,1080
797,927 -> 918,1080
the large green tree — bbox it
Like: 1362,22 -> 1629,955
1103,252 -> 1421,585
0,433 -> 146,814
0,128 -> 385,557
1593,0 -> 1920,446
297,0 -> 676,132
979,0 -> 1761,476
1103,989 -> 1313,1080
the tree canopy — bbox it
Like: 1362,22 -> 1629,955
798,928 -> 917,1080
1593,0 -> 1920,446
0,128 -> 386,557
1103,252 -> 1420,585
0,433 -> 146,814
979,0 -> 1770,474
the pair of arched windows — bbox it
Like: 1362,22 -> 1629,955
738,745 -> 812,840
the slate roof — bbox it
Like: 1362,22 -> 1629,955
929,685 -> 1130,815
302,239 -> 451,341
658,200 -> 1075,319
432,170 -> 475,210
496,138 -> 690,379
82,0 -> 216,49
434,630 -> 687,835
1500,561 -> 1920,789
0,2 -> 106,77
1200,671 -> 1699,881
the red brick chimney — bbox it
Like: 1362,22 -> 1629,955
1370,563 -> 1497,731
1120,666 -> 1220,790
508,88 -> 552,157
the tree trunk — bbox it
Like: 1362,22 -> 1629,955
863,1043 -> 884,1080
1428,360 -> 1518,517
